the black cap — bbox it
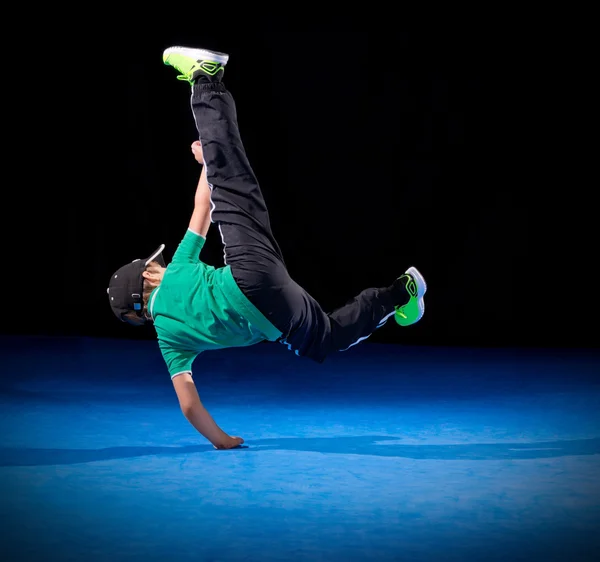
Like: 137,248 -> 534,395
107,245 -> 166,325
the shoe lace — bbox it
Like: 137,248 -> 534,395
171,62 -> 196,81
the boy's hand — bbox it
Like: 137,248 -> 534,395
191,141 -> 204,164
213,436 -> 245,450
172,375 -> 243,451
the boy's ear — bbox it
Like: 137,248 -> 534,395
142,271 -> 150,280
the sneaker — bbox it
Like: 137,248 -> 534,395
394,266 -> 427,326
163,46 -> 229,84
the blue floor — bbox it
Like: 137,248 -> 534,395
1,335 -> 599,562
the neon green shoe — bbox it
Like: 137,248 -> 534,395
163,46 -> 229,85
394,266 -> 427,326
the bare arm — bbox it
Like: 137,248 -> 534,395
172,373 -> 244,450
188,141 -> 211,237
174,142 -> 243,450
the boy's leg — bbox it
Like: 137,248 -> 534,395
192,85 -> 286,268
282,268 -> 427,360
328,266 -> 426,351
164,47 -> 285,269
329,287 -> 405,351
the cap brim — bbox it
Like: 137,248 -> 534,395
145,244 -> 166,267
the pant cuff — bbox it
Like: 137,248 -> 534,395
192,81 -> 226,95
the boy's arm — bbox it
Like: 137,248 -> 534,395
172,373 -> 244,450
188,163 -> 212,237
188,140 -> 211,237
168,142 -> 241,449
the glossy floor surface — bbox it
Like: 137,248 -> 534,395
1,336 -> 599,561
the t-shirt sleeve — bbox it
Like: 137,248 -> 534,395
170,228 -> 206,265
159,340 -> 199,379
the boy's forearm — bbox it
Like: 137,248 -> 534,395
184,403 -> 230,446
189,167 -> 212,236
194,165 -> 211,207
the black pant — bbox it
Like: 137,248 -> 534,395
191,82 -> 407,362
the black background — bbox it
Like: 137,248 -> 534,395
4,27 -> 596,351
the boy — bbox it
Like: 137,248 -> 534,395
107,47 -> 427,449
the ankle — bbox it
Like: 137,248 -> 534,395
192,80 -> 226,94
390,275 -> 412,307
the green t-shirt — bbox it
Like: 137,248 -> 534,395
149,229 -> 282,378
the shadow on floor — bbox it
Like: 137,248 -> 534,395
1,436 -> 600,466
